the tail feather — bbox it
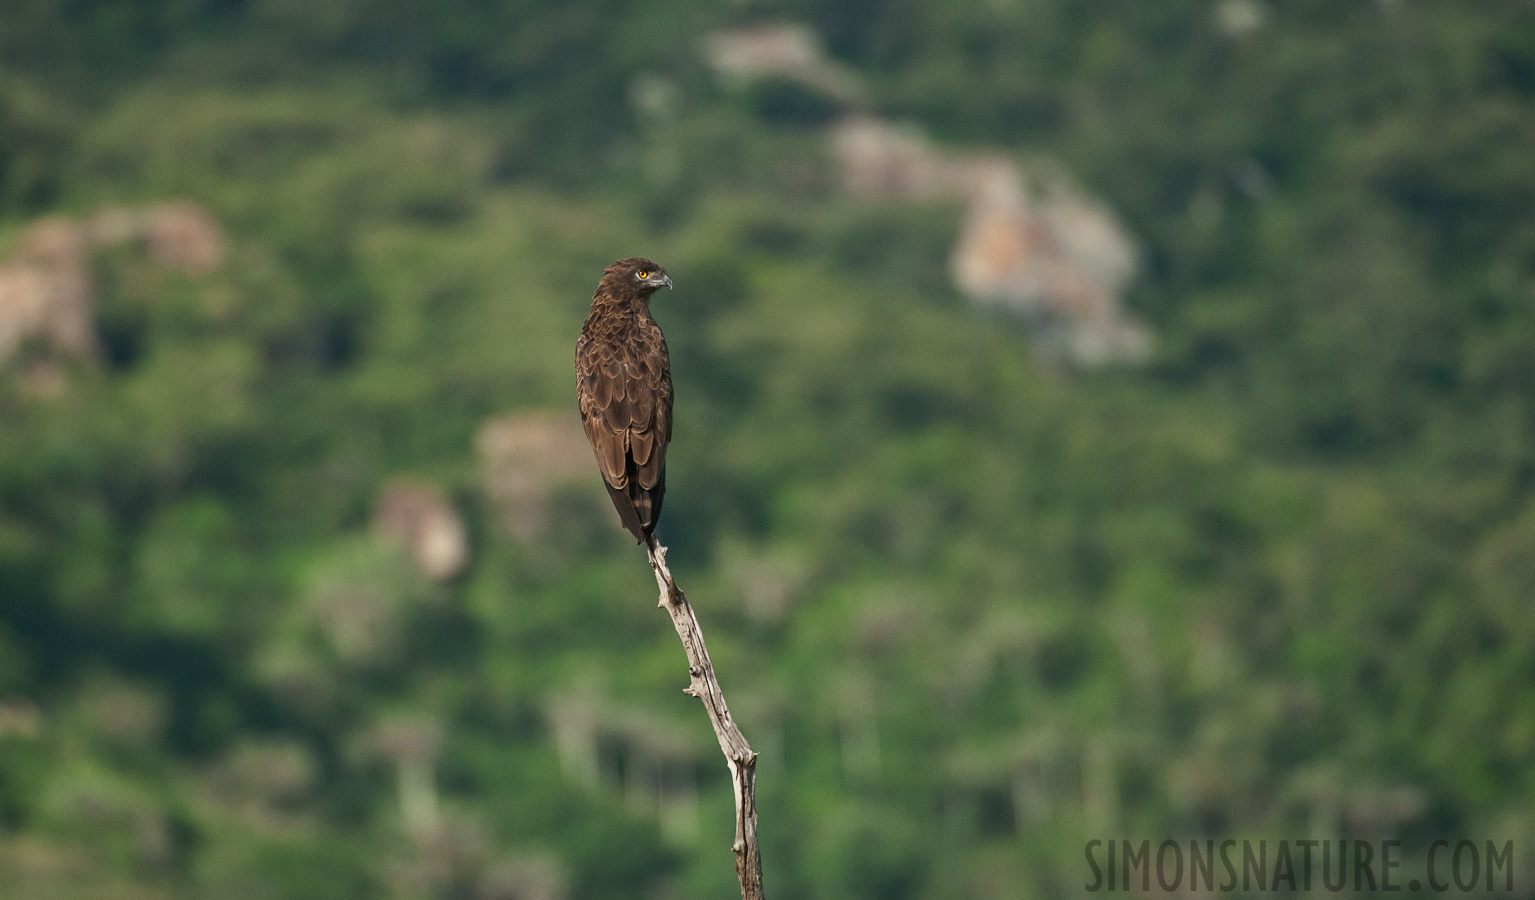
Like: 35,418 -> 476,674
604,481 -> 647,543
604,465 -> 665,543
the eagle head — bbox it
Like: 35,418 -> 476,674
603,257 -> 673,295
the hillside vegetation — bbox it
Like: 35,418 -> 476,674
1,2 -> 1533,897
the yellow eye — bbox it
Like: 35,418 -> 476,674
637,270 -> 649,279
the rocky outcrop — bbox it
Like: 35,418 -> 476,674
0,218 -> 95,363
373,479 -> 469,581
831,116 -> 1150,365
0,202 -> 226,366
950,165 -> 1149,365
707,28 -> 1152,366
1216,0 -> 1268,38
703,24 -> 862,103
476,412 -> 595,543
831,118 -> 1009,201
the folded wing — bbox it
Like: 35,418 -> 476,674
577,334 -> 672,540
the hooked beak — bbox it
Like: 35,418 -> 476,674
660,273 -> 673,290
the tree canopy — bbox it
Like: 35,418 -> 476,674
1,2 -> 1533,897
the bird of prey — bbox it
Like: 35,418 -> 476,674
576,257 -> 674,543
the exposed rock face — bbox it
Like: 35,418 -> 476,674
85,203 -> 226,273
144,203 -> 226,274
0,201 -> 226,366
372,479 -> 469,581
706,26 -> 1153,366
951,168 -> 1150,365
831,117 -> 1011,201
475,412 -> 595,543
0,218 -> 95,362
831,117 -> 1150,365
1216,0 -> 1268,38
703,24 -> 861,103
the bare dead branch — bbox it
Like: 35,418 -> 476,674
644,534 -> 764,900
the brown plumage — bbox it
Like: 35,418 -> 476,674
576,257 -> 674,542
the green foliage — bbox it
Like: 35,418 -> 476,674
0,1 -> 1533,897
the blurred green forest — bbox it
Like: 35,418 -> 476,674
2,1 -> 1535,897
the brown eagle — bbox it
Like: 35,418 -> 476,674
576,257 -> 674,543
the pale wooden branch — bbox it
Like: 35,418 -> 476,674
644,534 -> 764,900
